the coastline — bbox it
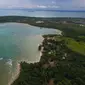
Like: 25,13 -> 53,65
1,16 -> 85,85
9,35 -> 44,85
10,34 -> 58,85
11,34 -> 85,85
9,63 -> 21,85
11,34 -> 60,85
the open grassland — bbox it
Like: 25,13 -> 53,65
65,37 -> 85,55
55,36 -> 85,56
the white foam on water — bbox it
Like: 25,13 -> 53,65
6,59 -> 12,66
0,24 -> 6,27
0,57 -> 3,60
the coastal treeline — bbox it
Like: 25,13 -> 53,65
12,35 -> 85,85
0,16 -> 85,37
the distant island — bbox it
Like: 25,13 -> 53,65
0,16 -> 85,85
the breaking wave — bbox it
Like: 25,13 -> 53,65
0,57 -> 3,60
6,59 -> 12,66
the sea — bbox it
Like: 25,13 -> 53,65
0,9 -> 85,18
0,9 -> 85,85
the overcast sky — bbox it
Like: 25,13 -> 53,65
0,0 -> 85,10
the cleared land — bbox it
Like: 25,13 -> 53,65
55,36 -> 85,56
65,37 -> 85,55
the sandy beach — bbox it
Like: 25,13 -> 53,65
9,35 -> 44,85
8,63 -> 20,85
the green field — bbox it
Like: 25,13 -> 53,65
64,37 -> 85,55
54,36 -> 85,55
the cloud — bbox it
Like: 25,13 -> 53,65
52,1 -> 56,4
0,0 -> 31,8
36,5 -> 47,8
0,0 -> 84,10
36,5 -> 60,9
49,6 -> 60,8
0,0 -> 59,9
73,0 -> 85,8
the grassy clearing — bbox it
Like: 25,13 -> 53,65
55,36 -> 85,55
64,37 -> 85,55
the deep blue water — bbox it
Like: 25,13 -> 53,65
0,9 -> 85,18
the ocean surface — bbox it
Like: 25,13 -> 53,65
0,9 -> 85,85
0,9 -> 85,18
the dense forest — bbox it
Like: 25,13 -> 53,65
12,35 -> 85,85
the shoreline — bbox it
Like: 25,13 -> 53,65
11,34 -> 85,85
10,34 -> 57,85
3,16 -> 85,85
9,35 -> 44,85
9,63 -> 21,85
0,16 -> 85,38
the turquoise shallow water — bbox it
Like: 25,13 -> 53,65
0,23 -> 59,58
0,23 -> 60,85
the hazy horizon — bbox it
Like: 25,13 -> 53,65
0,0 -> 85,10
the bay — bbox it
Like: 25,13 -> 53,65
0,23 -> 60,85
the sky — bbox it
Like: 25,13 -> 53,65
0,0 -> 85,10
